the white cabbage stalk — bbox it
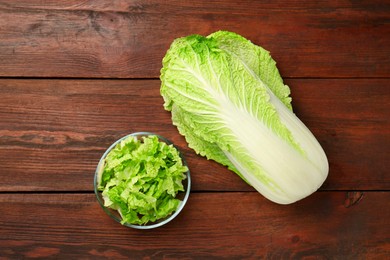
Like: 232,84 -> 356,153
160,31 -> 329,204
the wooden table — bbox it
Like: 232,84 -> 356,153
1,1 -> 389,259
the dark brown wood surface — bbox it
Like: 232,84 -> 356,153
0,78 -> 389,192
0,1 -> 389,259
1,1 -> 389,78
1,192 -> 389,259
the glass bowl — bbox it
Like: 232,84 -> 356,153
94,132 -> 191,229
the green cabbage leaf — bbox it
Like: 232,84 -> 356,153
160,31 -> 328,204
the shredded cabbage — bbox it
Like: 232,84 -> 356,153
98,135 -> 188,225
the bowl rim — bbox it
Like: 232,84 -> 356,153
94,131 -> 191,229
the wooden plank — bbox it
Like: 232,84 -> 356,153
0,1 -> 389,78
0,78 -> 388,192
0,192 -> 389,259
0,79 -> 245,191
3,0 -> 389,13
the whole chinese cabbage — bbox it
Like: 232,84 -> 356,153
160,31 -> 328,204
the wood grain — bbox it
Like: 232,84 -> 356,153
0,192 -> 389,259
0,1 -> 389,78
0,78 -> 388,192
0,1 -> 389,259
